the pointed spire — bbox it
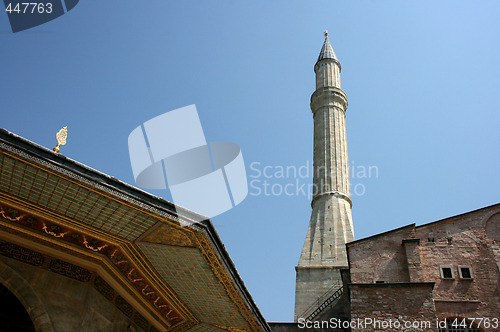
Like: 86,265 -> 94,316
316,30 -> 338,63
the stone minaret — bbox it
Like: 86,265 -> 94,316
294,32 -> 354,319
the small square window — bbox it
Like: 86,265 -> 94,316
428,232 -> 435,242
440,266 -> 454,279
442,268 -> 453,278
459,266 -> 473,279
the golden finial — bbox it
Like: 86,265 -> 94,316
53,126 -> 68,153
324,30 -> 329,37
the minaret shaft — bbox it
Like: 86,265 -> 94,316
312,97 -> 349,197
315,62 -> 341,89
294,34 -> 354,320
299,86 -> 354,267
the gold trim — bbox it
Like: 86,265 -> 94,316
214,324 -> 250,332
0,199 -> 198,330
83,236 -> 108,251
0,223 -> 166,331
193,232 -> 262,331
42,223 -> 68,238
138,221 -> 196,248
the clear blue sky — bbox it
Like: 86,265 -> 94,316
1,1 -> 499,322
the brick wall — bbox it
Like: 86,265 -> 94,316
347,225 -> 415,284
346,204 -> 500,331
416,207 -> 500,323
349,283 -> 436,332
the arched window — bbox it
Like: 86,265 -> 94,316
0,282 -> 36,332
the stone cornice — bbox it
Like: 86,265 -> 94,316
310,87 -> 348,113
311,191 -> 352,208
349,282 -> 435,288
314,58 -> 341,73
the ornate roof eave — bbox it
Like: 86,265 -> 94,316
0,129 -> 270,332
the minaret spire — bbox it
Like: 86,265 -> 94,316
294,32 -> 355,320
317,32 -> 338,64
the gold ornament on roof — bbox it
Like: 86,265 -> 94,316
324,30 -> 329,37
53,126 -> 67,153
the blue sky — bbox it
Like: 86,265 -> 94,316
1,1 -> 499,322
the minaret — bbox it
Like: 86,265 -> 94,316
294,32 -> 354,319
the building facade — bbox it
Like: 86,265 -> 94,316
346,203 -> 500,332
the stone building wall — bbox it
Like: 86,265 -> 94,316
0,256 -> 141,332
345,204 -> 500,331
416,206 -> 500,324
349,283 -> 436,332
347,225 -> 416,284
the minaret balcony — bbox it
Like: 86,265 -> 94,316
310,87 -> 348,114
